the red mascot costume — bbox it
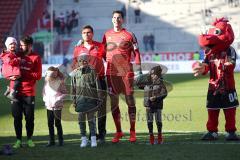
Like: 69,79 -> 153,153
193,17 -> 239,141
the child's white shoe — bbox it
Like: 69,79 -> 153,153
91,136 -> 97,147
80,136 -> 88,148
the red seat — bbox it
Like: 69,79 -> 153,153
0,0 -> 22,49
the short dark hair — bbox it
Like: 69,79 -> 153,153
150,65 -> 162,77
112,10 -> 124,19
81,25 -> 94,33
20,35 -> 33,45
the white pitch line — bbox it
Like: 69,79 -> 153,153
136,141 -> 240,145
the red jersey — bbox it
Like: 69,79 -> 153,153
102,28 -> 141,76
203,46 -> 236,92
73,41 -> 105,78
0,51 -> 20,78
10,52 -> 42,96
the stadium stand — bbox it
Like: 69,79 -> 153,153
2,0 -> 238,57
50,0 -> 240,55
0,0 -> 23,49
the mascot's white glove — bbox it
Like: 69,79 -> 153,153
192,61 -> 208,77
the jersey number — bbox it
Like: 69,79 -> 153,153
229,92 -> 238,102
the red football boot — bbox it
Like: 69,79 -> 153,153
149,134 -> 154,145
112,132 -> 124,143
158,133 -> 163,144
129,131 -> 137,142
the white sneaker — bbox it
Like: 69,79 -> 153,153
80,136 -> 88,148
91,136 -> 97,147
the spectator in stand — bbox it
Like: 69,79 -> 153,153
204,9 -> 212,17
134,2 -> 141,23
227,0 -> 239,7
46,0 -> 50,5
193,51 -> 200,60
42,10 -> 51,31
149,33 -> 155,51
53,10 -> 56,20
33,41 -> 44,59
66,10 -> 70,19
52,10 -> 58,33
58,12 -> 66,35
10,35 -> 42,149
75,11 -> 80,27
143,34 -> 149,52
71,10 -> 77,27
199,49 -> 205,60
228,0 -> 234,7
54,17 -> 61,35
66,15 -> 73,37
234,0 -> 239,7
121,5 -> 126,18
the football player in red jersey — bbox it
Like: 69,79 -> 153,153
102,10 -> 142,143
10,35 -> 42,148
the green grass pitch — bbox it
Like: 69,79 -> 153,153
0,73 -> 240,160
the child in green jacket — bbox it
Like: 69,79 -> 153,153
71,53 -> 101,148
